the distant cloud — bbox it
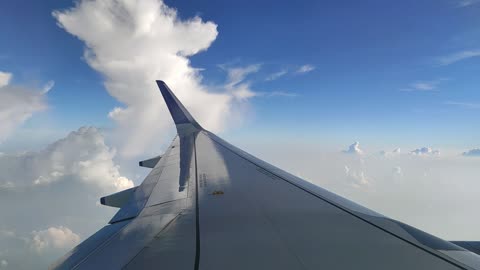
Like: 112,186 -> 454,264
0,259 -> 7,269
0,71 -> 49,143
392,166 -> 403,176
343,142 -> 364,155
296,64 -> 315,74
400,79 -> 447,92
411,82 -> 437,91
0,126 -> 133,192
221,64 -> 300,99
223,64 -> 261,87
344,165 -> 370,188
256,90 -> 299,98
457,0 -> 480,7
265,91 -> 299,97
380,148 -> 401,157
266,64 -> 315,81
0,71 -> 12,87
462,148 -> 480,157
410,147 -> 440,156
221,64 -> 261,100
230,83 -> 257,100
41,80 -> 55,94
30,226 -> 80,253
437,50 -> 480,65
265,69 -> 287,81
444,101 -> 480,109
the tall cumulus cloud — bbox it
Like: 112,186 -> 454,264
53,0 -> 250,157
0,127 -> 133,191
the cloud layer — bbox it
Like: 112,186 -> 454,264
0,71 -> 48,143
53,0 -> 253,157
410,147 -> 440,156
0,126 -> 133,191
296,64 -> 315,73
242,140 -> 480,240
438,50 -> 480,65
31,226 -> 80,253
0,127 -> 131,269
463,148 -> 480,157
400,79 -> 447,92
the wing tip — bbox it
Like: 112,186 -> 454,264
156,80 -> 202,130
156,80 -> 166,86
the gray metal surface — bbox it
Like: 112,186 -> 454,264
100,186 -> 138,208
453,242 -> 480,256
139,155 -> 162,168
51,81 -> 480,270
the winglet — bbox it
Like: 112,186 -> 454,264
156,80 -> 202,131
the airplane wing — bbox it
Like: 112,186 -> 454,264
51,81 -> 480,270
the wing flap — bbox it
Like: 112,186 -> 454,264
139,155 -> 162,168
100,187 -> 138,208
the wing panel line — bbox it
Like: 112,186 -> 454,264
72,221 -> 131,269
122,213 -> 182,269
194,135 -> 201,270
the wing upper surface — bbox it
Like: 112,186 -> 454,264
193,131 -> 479,270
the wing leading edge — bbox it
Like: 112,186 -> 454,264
51,81 -> 480,270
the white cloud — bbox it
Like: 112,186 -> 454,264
41,80 -> 55,94
261,91 -> 299,97
344,165 -> 370,188
410,147 -> 440,156
265,69 -> 287,81
0,127 -> 130,268
220,64 -> 260,100
400,79 -> 447,92
224,64 -> 261,87
30,226 -> 80,253
411,82 -> 436,91
243,140 -> 480,240
266,65 -> 314,81
437,50 -> 480,65
457,0 -> 480,7
0,71 -> 12,87
392,166 -> 403,176
229,84 -> 257,100
343,142 -> 363,155
296,64 -> 315,73
379,148 -> 401,157
53,0 -> 255,157
0,259 -> 7,269
463,148 -> 480,157
0,72 -> 48,143
445,101 -> 480,109
0,126 -> 133,192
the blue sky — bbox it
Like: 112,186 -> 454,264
1,0 -> 480,150
1,1 -> 480,268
